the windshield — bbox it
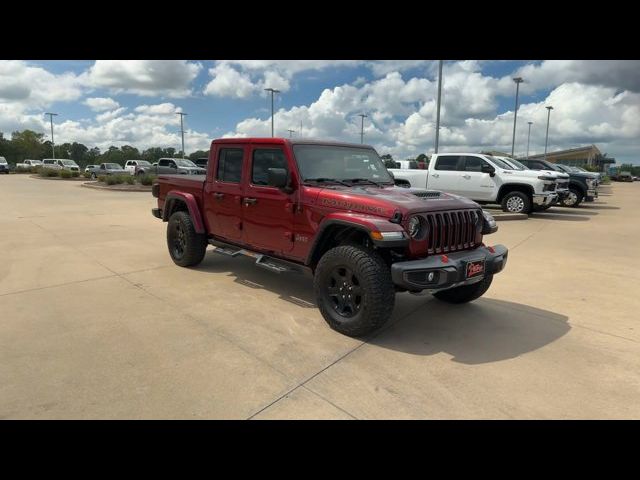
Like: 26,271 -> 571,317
61,160 -> 77,166
293,145 -> 394,184
508,158 -> 528,170
175,159 -> 197,167
105,163 -> 121,169
484,155 -> 514,170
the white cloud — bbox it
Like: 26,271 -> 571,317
86,60 -> 201,97
84,97 -> 120,112
203,63 -> 257,98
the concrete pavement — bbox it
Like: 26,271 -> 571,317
1,175 -> 638,419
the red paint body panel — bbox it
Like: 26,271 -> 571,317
154,137 -> 484,264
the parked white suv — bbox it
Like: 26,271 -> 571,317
0,156 -> 8,174
42,159 -> 79,171
389,153 -> 558,214
124,159 -> 152,175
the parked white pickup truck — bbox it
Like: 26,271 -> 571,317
389,153 -> 558,214
42,159 -> 80,172
124,159 -> 153,175
16,159 -> 43,168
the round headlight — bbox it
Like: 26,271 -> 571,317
408,216 -> 421,238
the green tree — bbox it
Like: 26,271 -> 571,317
189,150 -> 209,161
69,142 -> 89,166
10,130 -> 45,162
120,145 -> 140,160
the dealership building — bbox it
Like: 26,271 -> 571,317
522,145 -> 615,171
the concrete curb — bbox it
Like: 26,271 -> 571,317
29,174 -> 85,181
81,181 -> 151,192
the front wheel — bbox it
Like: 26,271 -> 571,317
433,274 -> 493,304
91,173 -> 97,179
167,211 -> 207,267
501,191 -> 531,214
560,187 -> 583,207
314,245 -> 395,337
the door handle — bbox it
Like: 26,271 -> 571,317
213,192 -> 224,200
243,197 -> 258,206
463,174 -> 471,179
432,173 -> 439,178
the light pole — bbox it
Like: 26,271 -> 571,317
434,60 -> 443,153
526,121 -> 533,159
511,77 -> 524,157
357,113 -> 368,144
45,112 -> 58,159
544,106 -> 554,161
264,88 -> 280,137
287,129 -> 295,138
176,112 -> 187,158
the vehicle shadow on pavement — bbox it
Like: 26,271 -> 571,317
542,208 -> 598,216
194,253 -> 318,307
371,296 -> 570,365
580,204 -> 620,210
529,213 -> 591,221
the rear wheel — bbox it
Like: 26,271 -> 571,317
561,187 -> 583,207
314,245 -> 395,337
167,211 -> 207,267
433,274 -> 493,304
91,172 -> 97,179
501,191 -> 531,214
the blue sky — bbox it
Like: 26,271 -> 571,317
1,60 -> 638,163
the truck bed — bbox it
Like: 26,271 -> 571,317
157,174 -> 206,209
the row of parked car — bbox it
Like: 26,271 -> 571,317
85,158 -> 209,178
389,153 -> 601,214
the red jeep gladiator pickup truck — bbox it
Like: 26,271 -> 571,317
152,138 -> 508,337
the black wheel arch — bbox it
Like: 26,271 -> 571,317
306,220 -> 375,268
497,183 -> 534,203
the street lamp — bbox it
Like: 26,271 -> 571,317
434,60 -> 444,153
176,112 -> 187,159
511,77 -> 524,157
264,88 -> 280,137
287,129 -> 295,138
544,106 -> 554,161
357,113 -> 368,144
526,121 -> 533,159
45,112 -> 58,159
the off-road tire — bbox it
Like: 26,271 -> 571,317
501,191 -> 531,214
561,186 -> 583,207
433,273 -> 493,304
167,211 -> 207,267
314,244 -> 395,337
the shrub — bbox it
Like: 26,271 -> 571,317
138,174 -> 156,186
123,175 -> 135,185
97,175 -> 107,183
59,169 -> 72,178
40,168 -> 59,177
71,171 -> 80,178
15,167 -> 31,174
83,172 -> 91,178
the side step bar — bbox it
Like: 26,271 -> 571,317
209,240 -> 311,276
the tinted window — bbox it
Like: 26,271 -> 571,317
434,156 -> 459,171
158,159 -> 170,166
527,161 -> 543,170
217,148 -> 244,183
463,156 -> 485,172
252,148 -> 288,186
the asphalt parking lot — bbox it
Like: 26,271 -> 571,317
1,175 -> 639,419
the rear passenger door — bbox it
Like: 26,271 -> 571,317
204,145 -> 247,242
429,155 -> 462,194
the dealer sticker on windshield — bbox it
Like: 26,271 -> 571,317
466,259 -> 485,279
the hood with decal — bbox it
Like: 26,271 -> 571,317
306,184 -> 479,218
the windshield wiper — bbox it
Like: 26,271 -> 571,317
342,178 -> 388,187
303,177 -> 351,187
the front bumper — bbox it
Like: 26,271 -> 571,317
390,244 -> 508,291
152,208 -> 162,219
532,193 -> 558,206
586,189 -> 598,202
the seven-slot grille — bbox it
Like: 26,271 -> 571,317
419,209 -> 482,254
543,183 -> 556,192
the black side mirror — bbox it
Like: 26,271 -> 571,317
268,168 -> 288,189
482,164 -> 496,177
170,163 -> 177,169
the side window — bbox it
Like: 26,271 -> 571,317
158,159 -> 168,167
100,164 -> 105,170
434,156 -> 460,171
530,162 -> 543,170
217,148 -> 244,183
251,148 -> 288,186
463,156 -> 485,172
